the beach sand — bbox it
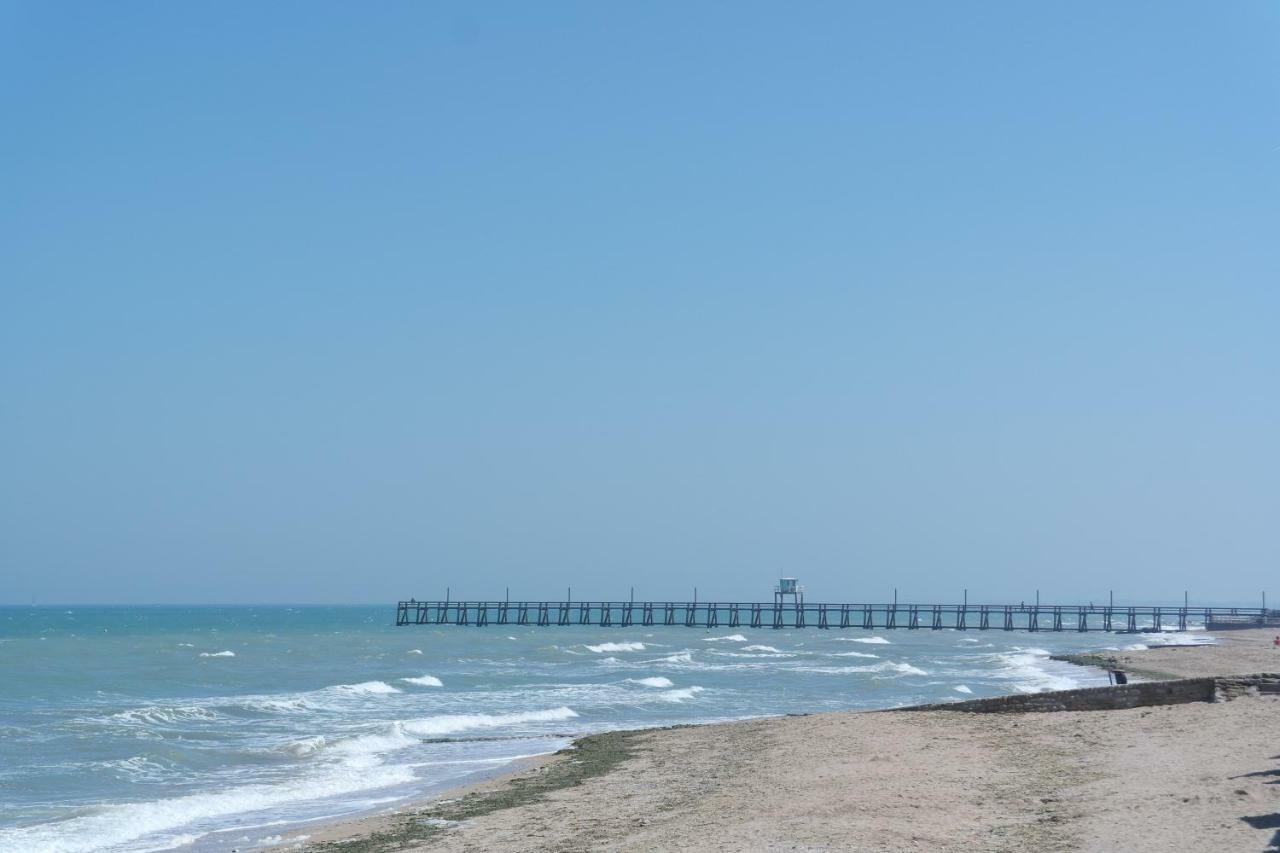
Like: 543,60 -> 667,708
292,630 -> 1280,853
1068,627 -> 1280,680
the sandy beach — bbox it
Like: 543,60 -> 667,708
1060,628 -> 1280,680
290,630 -> 1280,853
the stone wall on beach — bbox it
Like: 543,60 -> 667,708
900,674 -> 1280,714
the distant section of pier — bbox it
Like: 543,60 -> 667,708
395,599 -> 1277,633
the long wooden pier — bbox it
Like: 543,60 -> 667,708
395,600 -> 1273,632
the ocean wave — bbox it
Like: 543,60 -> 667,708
994,648 -> 1078,693
656,686 -> 705,702
799,661 -> 928,676
403,706 -> 578,737
1127,633 -> 1216,649
281,736 -> 329,757
105,756 -> 175,784
331,681 -> 402,695
702,634 -> 747,643
627,677 -> 674,688
109,705 -> 219,726
199,650 -> 235,658
407,649 -> 423,655
234,695 -> 313,714
584,642 -> 646,653
835,636 -> 889,645
0,746 -> 417,853
401,675 -> 444,687
656,651 -> 693,664
954,685 -> 973,694
741,645 -> 782,653
325,725 -> 419,757
830,651 -> 878,658
102,692 -> 317,727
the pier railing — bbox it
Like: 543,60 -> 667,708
395,600 -> 1274,632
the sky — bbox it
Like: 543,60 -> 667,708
1,2 -> 1278,606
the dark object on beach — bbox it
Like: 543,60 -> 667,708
1108,670 -> 1128,685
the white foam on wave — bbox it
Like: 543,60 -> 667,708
407,649 -> 423,655
584,641 -> 646,653
627,677 -> 674,688
199,650 -> 235,658
104,692 -> 319,727
702,634 -> 747,642
238,695 -> 312,714
831,651 -> 879,659
954,685 -> 973,694
109,705 -> 219,726
332,681 -> 402,695
800,661 -> 929,676
401,675 -> 443,687
327,725 -> 419,757
741,645 -> 782,653
0,742 -> 416,853
402,706 -> 578,737
1130,633 -> 1216,648
106,755 -> 174,783
836,636 -> 890,645
285,706 -> 580,760
656,686 -> 705,703
657,651 -> 693,664
995,648 -> 1079,693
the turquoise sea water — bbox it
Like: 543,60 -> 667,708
0,605 -> 1213,853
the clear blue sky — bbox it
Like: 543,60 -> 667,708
2,2 -> 1277,605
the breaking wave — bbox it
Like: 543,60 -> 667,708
993,648 -> 1079,693
401,675 -> 443,687
331,681 -> 402,695
0,750 -> 416,853
199,650 -> 235,658
799,661 -> 928,676
402,707 -> 578,737
584,642 -> 646,653
702,634 -> 747,642
657,686 -> 705,702
628,677 -> 674,688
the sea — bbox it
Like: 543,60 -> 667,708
0,605 -> 1216,853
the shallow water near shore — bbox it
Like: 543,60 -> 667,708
0,605 -> 1213,853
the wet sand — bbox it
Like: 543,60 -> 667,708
289,630 -> 1280,853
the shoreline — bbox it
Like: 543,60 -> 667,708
280,629 -> 1280,852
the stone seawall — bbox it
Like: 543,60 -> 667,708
899,675 -> 1280,714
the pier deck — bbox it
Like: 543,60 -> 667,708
395,600 -> 1273,632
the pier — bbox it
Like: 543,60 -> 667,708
395,599 -> 1274,633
